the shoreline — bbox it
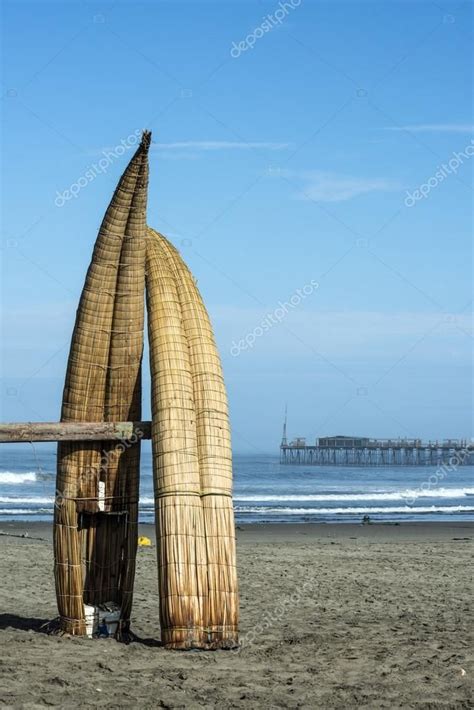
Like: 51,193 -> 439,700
1,519 -> 473,543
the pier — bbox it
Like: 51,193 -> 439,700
280,435 -> 473,466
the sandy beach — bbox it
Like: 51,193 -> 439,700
0,521 -> 472,708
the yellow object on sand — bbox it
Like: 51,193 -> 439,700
138,536 -> 152,547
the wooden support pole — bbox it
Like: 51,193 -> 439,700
0,421 -> 152,443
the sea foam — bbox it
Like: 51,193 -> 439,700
0,471 -> 37,485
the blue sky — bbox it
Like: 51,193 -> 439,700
1,0 -> 472,453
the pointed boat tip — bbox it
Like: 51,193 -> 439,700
140,130 -> 152,151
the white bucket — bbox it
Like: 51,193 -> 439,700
84,604 -> 98,638
84,602 -> 121,638
103,609 -> 121,637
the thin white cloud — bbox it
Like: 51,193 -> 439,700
152,140 -> 290,151
153,151 -> 200,161
384,124 -> 474,134
285,170 -> 400,203
84,140 -> 290,159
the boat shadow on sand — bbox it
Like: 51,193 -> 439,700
0,613 -> 163,646
0,613 -> 50,634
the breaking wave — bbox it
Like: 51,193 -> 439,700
234,488 -> 474,502
0,472 -> 38,485
235,505 -> 474,515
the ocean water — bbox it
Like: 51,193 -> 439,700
0,446 -> 473,524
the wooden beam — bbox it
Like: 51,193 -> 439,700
0,422 -> 152,443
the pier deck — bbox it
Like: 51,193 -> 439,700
280,436 -> 473,466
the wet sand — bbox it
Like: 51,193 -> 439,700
0,521 -> 473,708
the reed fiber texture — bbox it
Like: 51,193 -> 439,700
54,131 -> 150,637
146,229 -> 239,649
146,236 -> 207,649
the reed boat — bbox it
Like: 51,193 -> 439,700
146,229 -> 239,649
53,131 -> 150,638
53,130 -> 239,647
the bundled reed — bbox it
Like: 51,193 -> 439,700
54,131 -> 150,637
146,230 -> 239,649
54,129 -> 238,647
146,236 -> 207,649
